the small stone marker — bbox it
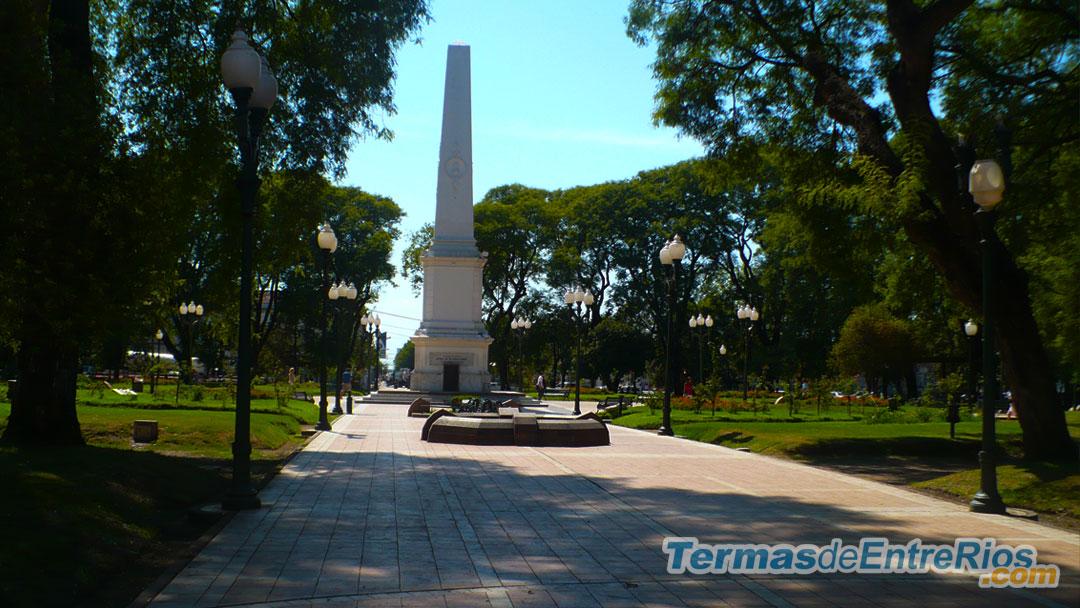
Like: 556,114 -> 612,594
408,397 -> 432,416
133,420 -> 158,443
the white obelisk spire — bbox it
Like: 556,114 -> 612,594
410,43 -> 493,394
431,43 -> 475,254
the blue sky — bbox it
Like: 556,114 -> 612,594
341,0 -> 704,362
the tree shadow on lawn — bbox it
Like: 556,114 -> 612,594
0,444 -> 291,608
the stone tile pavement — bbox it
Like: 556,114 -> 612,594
146,399 -> 1079,607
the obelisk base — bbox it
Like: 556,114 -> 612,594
410,335 -> 493,394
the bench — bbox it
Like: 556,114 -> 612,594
291,391 -> 309,401
544,388 -> 569,399
597,395 -> 632,416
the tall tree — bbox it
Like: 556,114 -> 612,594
629,0 -> 1078,460
1,0 -> 430,444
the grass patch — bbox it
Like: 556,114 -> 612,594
0,392 -> 324,607
913,462 -> 1080,521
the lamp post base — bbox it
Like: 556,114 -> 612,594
222,486 -> 262,511
657,426 -> 674,437
969,492 -> 1007,514
315,420 -> 332,431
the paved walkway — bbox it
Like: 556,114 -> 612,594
147,400 -> 1079,607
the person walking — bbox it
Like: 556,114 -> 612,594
536,373 -> 546,401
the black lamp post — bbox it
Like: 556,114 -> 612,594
718,344 -> 727,389
658,235 -> 687,436
967,157 -> 1007,515
511,317 -> 532,392
328,281 -> 356,414
363,315 -> 382,393
221,29 -> 277,510
964,319 -> 979,410
689,313 -> 712,385
316,223 -> 337,431
153,329 -> 163,394
176,301 -> 203,404
737,304 -> 759,402
563,288 -> 593,416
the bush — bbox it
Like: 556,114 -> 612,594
451,395 -> 477,408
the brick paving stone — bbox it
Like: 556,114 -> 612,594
145,400 -> 1079,608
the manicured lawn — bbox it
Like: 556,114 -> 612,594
0,387 -> 329,607
610,406 -> 1080,526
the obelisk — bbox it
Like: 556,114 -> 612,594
409,44 -> 493,393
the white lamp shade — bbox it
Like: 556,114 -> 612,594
969,159 -> 1005,209
584,291 -> 594,306
659,244 -> 673,265
696,313 -> 705,325
328,284 -> 339,299
964,319 -> 979,336
155,330 -> 163,339
572,287 -> 583,303
317,223 -> 336,250
374,316 -> 381,327
669,235 -> 686,260
689,317 -> 697,328
188,302 -> 196,313
220,30 -> 262,89
564,289 -> 574,304
250,55 -> 277,110
719,345 -> 727,355
511,319 -> 519,329
361,314 -> 370,325
705,315 -> 714,327
346,283 -> 357,299
750,308 -> 760,321
737,306 -> 747,319
195,304 -> 204,316
524,320 -> 532,329
179,303 -> 188,315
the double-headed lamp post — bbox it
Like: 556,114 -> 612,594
968,158 -> 1007,515
658,235 -> 687,436
362,315 -> 382,392
221,28 -> 277,510
737,304 -> 760,402
510,317 -> 532,392
688,313 -> 713,384
316,223 -> 338,432
563,287 -> 594,416
328,281 -> 357,414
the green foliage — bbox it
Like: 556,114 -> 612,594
394,341 -> 415,371
830,304 -> 919,386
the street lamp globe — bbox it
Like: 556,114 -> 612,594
195,304 -> 204,316
564,289 -> 574,304
524,319 -> 532,329
659,242 -> 673,265
511,319 -> 519,330
328,283 -> 339,300
346,283 -> 357,300
573,287 -> 585,303
180,303 -> 188,315
969,159 -> 1005,210
250,55 -> 278,110
720,344 -> 727,355
317,223 -> 337,252
220,30 -> 261,90
155,329 -> 163,340
705,315 -> 714,328
689,317 -> 697,328
361,314 -> 370,326
669,235 -> 686,260
965,319 -> 979,337
583,291 -> 594,306
374,315 -> 381,327
696,313 -> 705,325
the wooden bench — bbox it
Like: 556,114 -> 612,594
291,391 -> 309,401
544,388 -> 569,399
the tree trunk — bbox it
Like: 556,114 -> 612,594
2,343 -> 83,445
